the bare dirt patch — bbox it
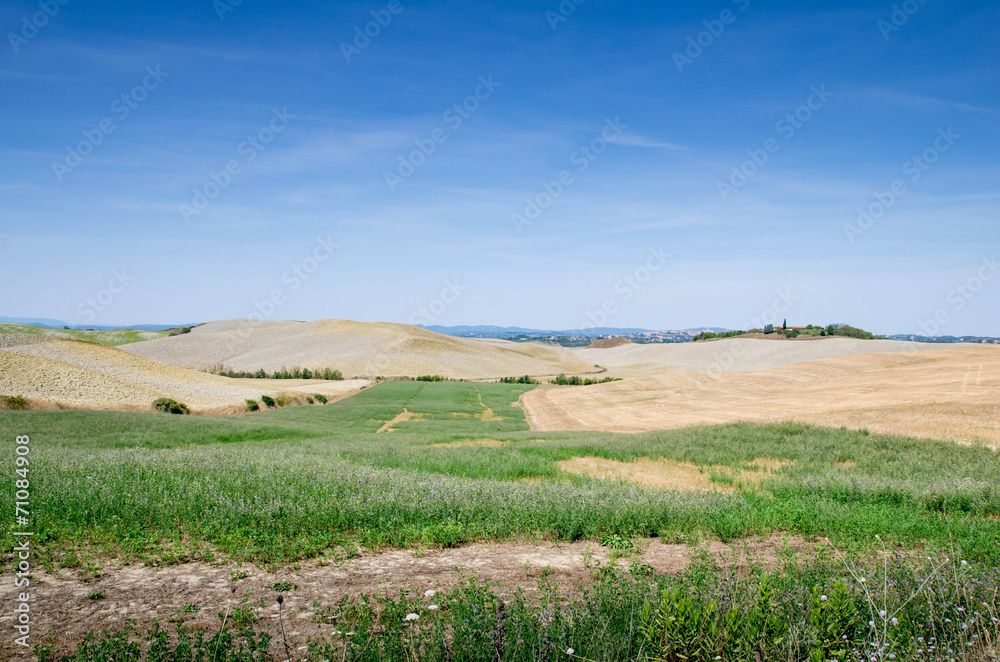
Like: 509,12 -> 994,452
0,536 -> 813,660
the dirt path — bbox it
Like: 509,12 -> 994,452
377,408 -> 417,432
0,536 -> 812,659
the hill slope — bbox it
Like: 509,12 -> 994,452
122,319 -> 596,380
572,337 -> 950,377
524,344 -> 1000,446
0,335 -> 367,410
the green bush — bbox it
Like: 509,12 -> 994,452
693,330 -> 746,341
152,398 -> 189,415
245,399 -> 260,412
1,395 -> 27,411
306,397 -> 314,404
763,324 -> 775,334
416,375 -> 444,382
786,329 -> 800,338
500,375 -> 538,384
314,394 -> 328,404
260,395 -> 276,408
551,374 -> 622,386
321,368 -> 343,381
831,324 -> 874,340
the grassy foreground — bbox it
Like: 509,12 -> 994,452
1,381 -> 998,565
3,380 -> 1000,660
49,553 -> 1000,662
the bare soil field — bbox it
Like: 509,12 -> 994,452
572,336 -> 953,378
524,344 -> 1000,446
0,536 -> 811,660
123,319 -> 596,380
0,335 -> 368,411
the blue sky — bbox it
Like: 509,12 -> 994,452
1,0 -> 998,334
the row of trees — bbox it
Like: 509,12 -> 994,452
696,322 -> 875,341
212,365 -> 344,380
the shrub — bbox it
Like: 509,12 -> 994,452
321,368 -> 343,380
550,375 -> 621,386
306,397 -> 314,404
786,329 -> 800,338
245,399 -> 260,412
416,375 -> 444,382
1,395 -> 27,411
831,324 -> 874,340
314,394 -> 328,404
499,375 -> 538,384
260,395 -> 276,408
764,324 -> 775,334
693,330 -> 746,342
153,398 -> 189,415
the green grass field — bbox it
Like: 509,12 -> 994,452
4,381 -> 1000,661
0,322 -> 169,346
2,381 -> 998,567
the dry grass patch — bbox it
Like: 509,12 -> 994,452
558,456 -> 729,492
558,456 -> 795,493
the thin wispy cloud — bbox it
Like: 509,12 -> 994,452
867,88 -> 1000,116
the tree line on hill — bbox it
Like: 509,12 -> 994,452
693,323 -> 878,342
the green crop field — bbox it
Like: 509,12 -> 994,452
3,381 -> 998,564
3,381 -> 1000,661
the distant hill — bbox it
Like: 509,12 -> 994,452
0,317 -> 195,332
123,319 -> 596,379
418,325 -> 658,338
